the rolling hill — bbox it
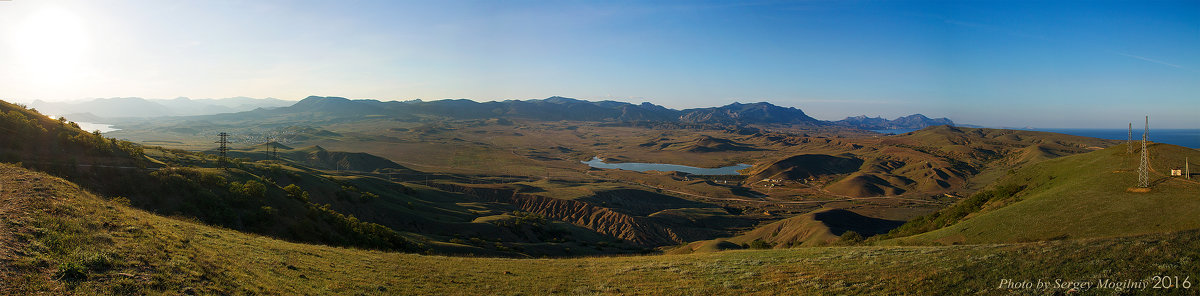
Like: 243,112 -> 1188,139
1,163 -> 1196,294
220,143 -> 409,172
3,97 -> 1199,294
736,126 -> 1118,198
745,154 -> 864,183
670,208 -> 904,253
888,143 -> 1200,245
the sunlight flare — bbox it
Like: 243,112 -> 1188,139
10,8 -> 90,85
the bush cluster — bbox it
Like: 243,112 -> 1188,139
883,184 -> 1026,239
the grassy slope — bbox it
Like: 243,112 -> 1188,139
892,143 -> 1200,245
3,163 -> 1197,295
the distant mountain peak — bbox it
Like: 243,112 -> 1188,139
679,101 -> 819,125
299,96 -> 350,102
542,96 -> 585,104
833,113 -> 954,130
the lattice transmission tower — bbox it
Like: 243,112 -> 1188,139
1127,122 -> 1133,154
1137,116 -> 1150,188
216,132 -> 230,168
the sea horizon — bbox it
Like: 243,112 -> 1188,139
872,127 -> 1200,149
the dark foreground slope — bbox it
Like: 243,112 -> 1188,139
2,163 -> 1197,295
671,209 -> 904,253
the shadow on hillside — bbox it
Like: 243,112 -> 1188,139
814,209 -> 906,236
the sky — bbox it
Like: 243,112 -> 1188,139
0,0 -> 1197,128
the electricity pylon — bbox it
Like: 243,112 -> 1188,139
1137,116 -> 1150,188
1127,122 -> 1133,154
216,132 -> 230,168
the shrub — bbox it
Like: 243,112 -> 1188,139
199,171 -> 226,186
283,184 -> 310,202
81,252 -> 116,272
110,196 -> 131,206
283,184 -> 303,197
839,231 -> 864,245
882,184 -> 1026,239
55,261 -> 87,281
748,239 -> 773,249
359,192 -> 379,202
241,180 -> 267,199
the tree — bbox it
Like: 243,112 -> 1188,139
242,180 -> 267,198
283,184 -> 310,202
748,239 -> 773,249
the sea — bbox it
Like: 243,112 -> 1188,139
871,128 -> 1200,149
1035,129 -> 1200,149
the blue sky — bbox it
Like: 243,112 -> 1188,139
0,0 -> 1197,128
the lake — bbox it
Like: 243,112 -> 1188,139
47,114 -> 121,133
75,121 -> 120,133
581,157 -> 751,175
870,129 -> 921,135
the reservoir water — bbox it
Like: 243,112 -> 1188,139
47,114 -> 121,133
75,122 -> 120,133
870,129 -> 920,135
581,157 -> 751,175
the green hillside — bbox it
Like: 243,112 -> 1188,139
2,163 -> 1197,294
889,143 -> 1200,244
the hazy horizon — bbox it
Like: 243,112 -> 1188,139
12,95 -> 1197,130
2,0 -> 1197,128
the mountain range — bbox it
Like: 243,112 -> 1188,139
37,95 -> 955,130
260,96 -> 954,130
830,114 -> 955,130
30,96 -> 293,118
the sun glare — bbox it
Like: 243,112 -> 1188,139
11,8 -> 90,86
